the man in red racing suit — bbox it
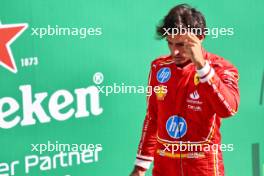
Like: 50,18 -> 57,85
130,4 -> 240,176
133,49 -> 239,176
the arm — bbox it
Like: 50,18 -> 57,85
182,33 -> 240,117
197,60 -> 240,117
132,64 -> 158,174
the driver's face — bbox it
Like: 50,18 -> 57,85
166,35 -> 191,65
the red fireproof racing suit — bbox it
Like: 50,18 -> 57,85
134,50 -> 240,176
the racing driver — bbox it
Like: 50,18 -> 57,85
130,4 -> 240,176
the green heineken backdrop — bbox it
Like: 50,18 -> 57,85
0,0 -> 263,176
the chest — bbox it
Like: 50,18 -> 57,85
154,65 -> 206,114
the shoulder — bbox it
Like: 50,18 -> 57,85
151,55 -> 174,68
205,52 -> 239,80
206,52 -> 238,72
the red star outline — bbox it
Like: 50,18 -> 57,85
0,23 -> 28,73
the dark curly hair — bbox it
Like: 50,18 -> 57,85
156,4 -> 206,38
